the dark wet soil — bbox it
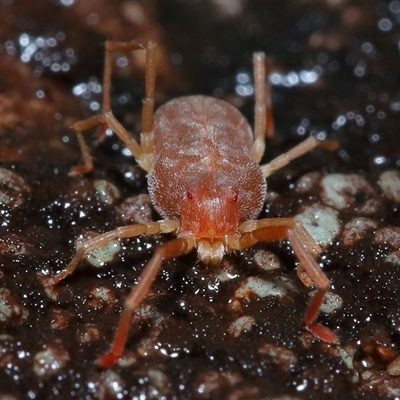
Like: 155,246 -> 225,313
1,1 -> 400,399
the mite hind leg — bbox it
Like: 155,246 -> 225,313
71,41 -> 158,175
102,40 -> 157,156
252,52 -> 274,162
238,217 -> 338,343
260,136 -> 338,178
70,110 -> 153,175
251,52 -> 337,166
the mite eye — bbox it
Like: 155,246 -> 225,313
232,192 -> 238,202
186,190 -> 194,200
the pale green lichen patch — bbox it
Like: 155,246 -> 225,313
374,226 -> 400,248
253,249 -> 281,271
387,355 -> 400,376
374,227 -> 400,265
378,170 -> 400,202
342,217 -> 378,246
229,276 -> 295,311
228,316 -> 255,337
320,173 -> 379,214
313,290 -> 343,314
94,179 -> 121,206
33,344 -> 70,377
75,232 -> 121,268
295,203 -> 341,248
0,167 -> 31,209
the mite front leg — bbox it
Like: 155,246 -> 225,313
238,217 -> 338,343
40,219 -> 178,287
287,228 -> 337,343
97,236 -> 194,368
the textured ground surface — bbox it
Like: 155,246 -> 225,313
1,1 -> 400,399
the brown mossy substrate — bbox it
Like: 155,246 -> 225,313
1,2 -> 400,399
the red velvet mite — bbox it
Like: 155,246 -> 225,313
42,40 -> 338,367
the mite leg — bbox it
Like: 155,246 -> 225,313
287,228 -> 337,343
70,110 -> 154,175
97,236 -> 194,368
252,52 -> 274,162
238,217 -> 338,343
103,40 -> 157,157
260,136 -> 338,178
70,41 -> 158,175
40,219 -> 178,287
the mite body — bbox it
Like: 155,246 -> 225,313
42,40 -> 338,367
148,95 -> 266,260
